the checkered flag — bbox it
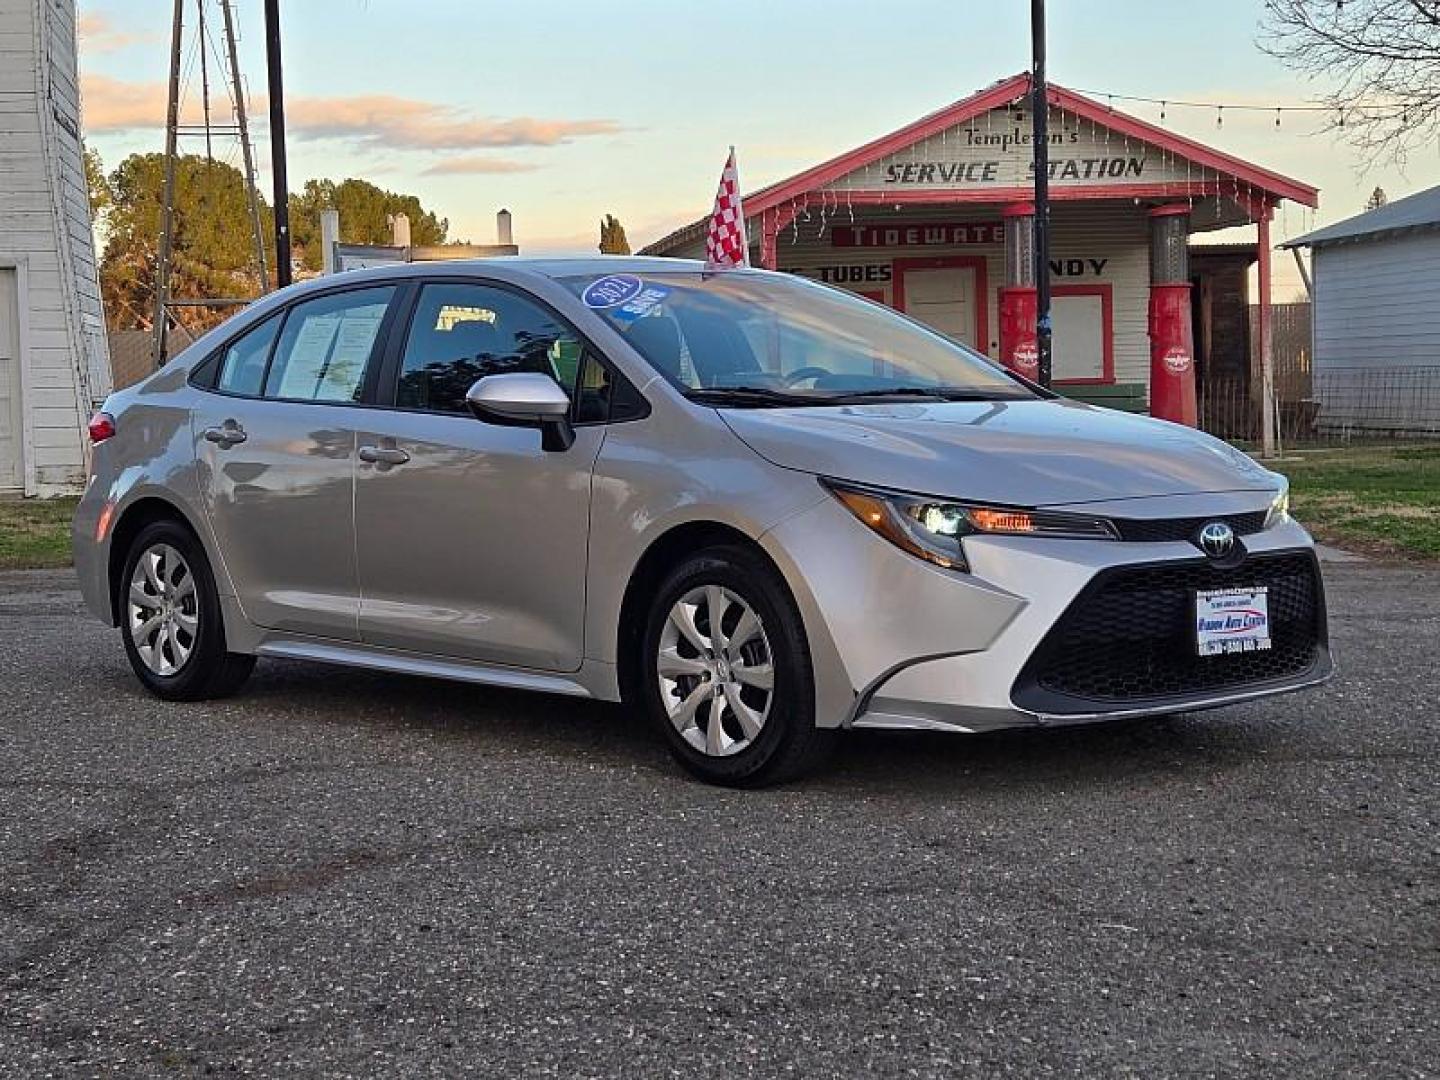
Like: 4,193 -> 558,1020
704,148 -> 749,270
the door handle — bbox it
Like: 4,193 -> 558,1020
203,422 -> 247,448
358,444 -> 410,466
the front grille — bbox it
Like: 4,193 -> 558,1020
1012,552 -> 1325,713
1112,511 -> 1268,543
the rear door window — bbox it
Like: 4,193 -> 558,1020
263,286 -> 395,403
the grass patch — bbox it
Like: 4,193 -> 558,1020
0,497 -> 79,570
1268,445 -> 1440,560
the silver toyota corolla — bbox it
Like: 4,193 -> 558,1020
73,257 -> 1332,786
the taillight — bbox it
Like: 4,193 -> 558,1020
88,411 -> 116,444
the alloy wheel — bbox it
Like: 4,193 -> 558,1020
656,585 -> 775,757
127,543 -> 199,676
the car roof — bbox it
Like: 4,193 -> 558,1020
289,255 -> 754,292
232,257 -> 783,320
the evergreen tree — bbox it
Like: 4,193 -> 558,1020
98,153 -> 272,331
599,214 -> 631,255
290,178 -> 448,271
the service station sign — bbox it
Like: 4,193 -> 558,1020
823,107 -> 1193,193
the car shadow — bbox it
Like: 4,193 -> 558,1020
171,657 -> 1291,800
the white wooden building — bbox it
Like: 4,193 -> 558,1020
1282,185 -> 1440,435
0,0 -> 111,496
644,74 -> 1317,428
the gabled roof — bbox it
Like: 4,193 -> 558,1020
1281,183 -> 1440,249
642,73 -> 1318,255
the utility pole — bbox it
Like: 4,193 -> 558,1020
152,0 -> 184,368
152,0 -> 268,368
1030,0 -> 1052,389
220,0 -> 268,291
264,0 -> 292,287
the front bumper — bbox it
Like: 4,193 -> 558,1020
761,498 -> 1331,733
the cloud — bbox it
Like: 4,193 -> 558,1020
77,12 -> 158,53
282,95 -> 622,151
78,75 -> 623,155
81,74 -> 177,132
421,156 -> 541,177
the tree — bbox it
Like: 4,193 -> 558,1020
290,178 -> 448,271
84,146 -> 111,218
599,214 -> 631,255
1260,1 -> 1440,161
98,152 -> 272,332
1365,186 -> 1389,210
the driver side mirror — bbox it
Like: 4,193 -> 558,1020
465,372 -> 575,452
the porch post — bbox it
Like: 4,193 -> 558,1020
760,210 -> 778,271
1257,208 -> 1276,457
999,202 -> 1039,377
1147,204 -> 1197,426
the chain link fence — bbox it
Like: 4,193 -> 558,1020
1199,301 -> 1440,448
1202,366 -> 1440,448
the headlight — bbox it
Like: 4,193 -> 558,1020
821,478 -> 1117,572
1265,481 -> 1290,529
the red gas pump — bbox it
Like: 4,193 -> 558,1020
1147,205 -> 1197,426
999,203 -> 1041,380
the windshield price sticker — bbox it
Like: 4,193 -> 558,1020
582,274 -> 645,309
1195,587 -> 1271,657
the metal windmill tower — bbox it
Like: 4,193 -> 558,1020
152,0 -> 269,367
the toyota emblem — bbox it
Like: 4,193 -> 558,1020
1198,521 -> 1236,559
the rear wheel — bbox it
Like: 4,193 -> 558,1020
641,545 -> 833,787
119,520 -> 254,701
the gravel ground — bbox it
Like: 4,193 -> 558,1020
0,564 -> 1435,1078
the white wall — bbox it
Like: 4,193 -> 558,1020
0,0 -> 111,494
1313,232 -> 1440,371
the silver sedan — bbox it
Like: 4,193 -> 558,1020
72,258 -> 1332,786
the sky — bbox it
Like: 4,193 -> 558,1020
78,0 -> 1440,290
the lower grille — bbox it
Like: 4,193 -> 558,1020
1012,551 -> 1325,713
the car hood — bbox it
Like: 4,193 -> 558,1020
719,398 -> 1279,506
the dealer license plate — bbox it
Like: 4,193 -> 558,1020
1195,587 -> 1272,657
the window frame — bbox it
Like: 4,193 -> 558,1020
375,275 -> 647,427
187,279 -> 411,408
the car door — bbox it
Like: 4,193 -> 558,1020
192,283 -> 399,640
353,279 -> 609,670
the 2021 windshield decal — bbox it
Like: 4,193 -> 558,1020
581,275 -> 644,310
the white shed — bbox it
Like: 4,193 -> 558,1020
0,0 -> 111,496
1283,185 -> 1440,436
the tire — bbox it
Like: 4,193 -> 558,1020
640,544 -> 834,787
118,519 -> 255,701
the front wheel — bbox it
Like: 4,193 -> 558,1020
641,545 -> 833,787
118,519 -> 255,701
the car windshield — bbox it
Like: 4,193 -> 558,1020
560,270 -> 1035,405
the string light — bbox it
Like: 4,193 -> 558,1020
1070,85 -> 1408,125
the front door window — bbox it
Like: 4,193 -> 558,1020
396,283 -> 583,414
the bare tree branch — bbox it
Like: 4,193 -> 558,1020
1259,1 -> 1440,162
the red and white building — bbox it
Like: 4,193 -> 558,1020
642,73 -> 1318,424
